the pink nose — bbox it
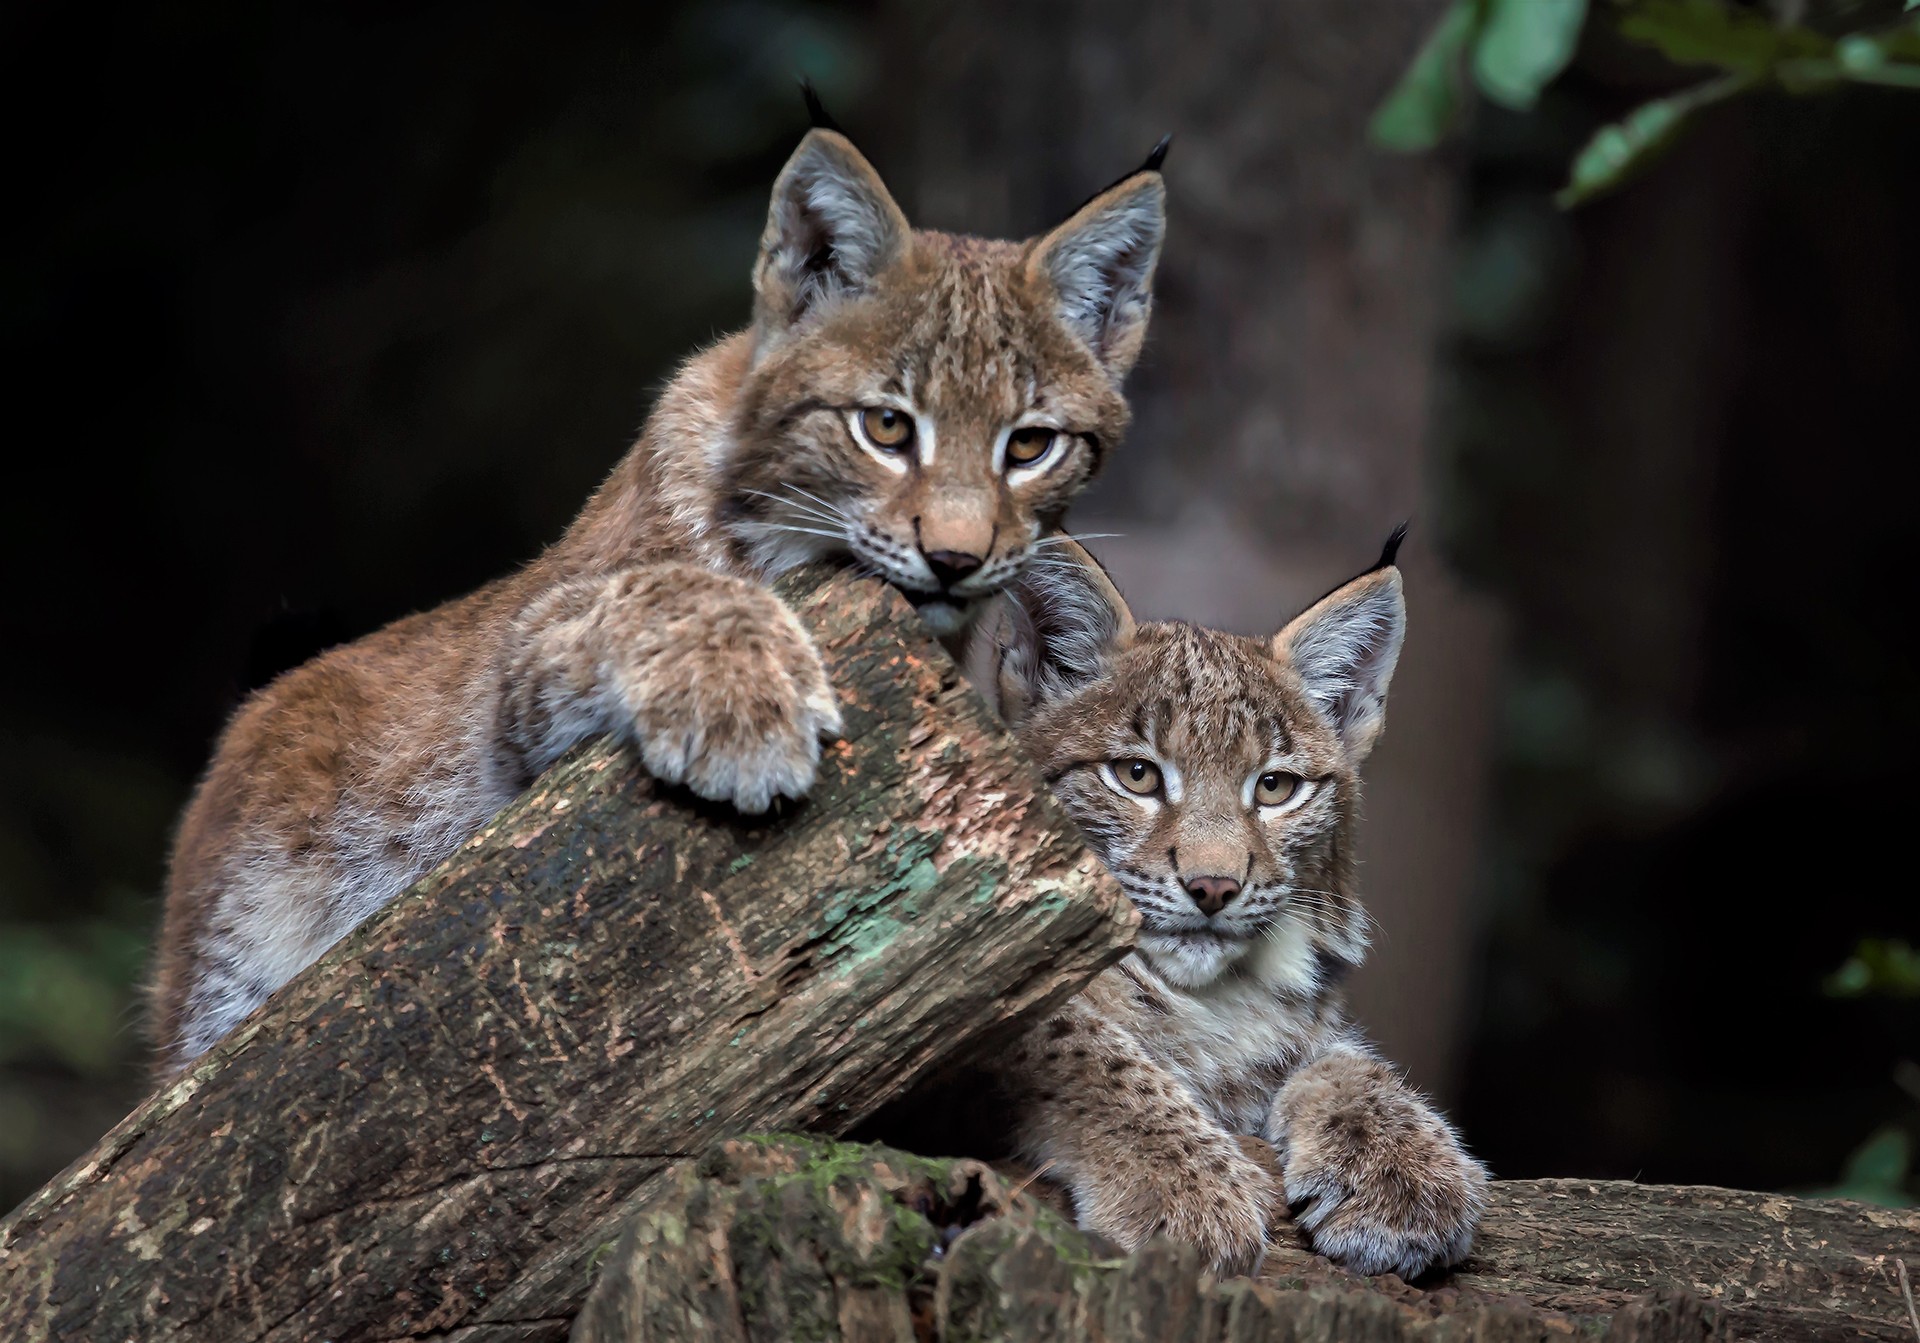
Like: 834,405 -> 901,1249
1183,875 -> 1241,916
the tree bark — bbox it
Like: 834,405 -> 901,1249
0,569 -> 1135,1343
577,1137 -> 1920,1343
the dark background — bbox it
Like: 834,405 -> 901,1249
2,0 -> 1915,1213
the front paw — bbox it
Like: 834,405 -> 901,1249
1279,1083 -> 1488,1279
1077,1139 -> 1279,1277
622,578 -> 843,813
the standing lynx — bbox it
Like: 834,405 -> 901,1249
961,533 -> 1487,1277
151,124 -> 1167,1073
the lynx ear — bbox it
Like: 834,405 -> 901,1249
1272,528 -> 1408,764
967,539 -> 1136,726
753,129 -> 910,345
1027,145 -> 1168,384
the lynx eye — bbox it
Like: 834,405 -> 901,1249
856,407 -> 915,452
1005,426 -> 1060,469
1112,758 -> 1163,797
1254,771 -> 1303,807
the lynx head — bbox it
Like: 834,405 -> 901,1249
720,126 -> 1168,635
968,531 -> 1407,990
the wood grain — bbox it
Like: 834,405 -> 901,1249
578,1137 -> 1920,1343
0,570 -> 1135,1343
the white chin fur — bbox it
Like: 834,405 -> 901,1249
1139,930 -> 1247,988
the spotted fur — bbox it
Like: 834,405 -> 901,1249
150,127 -> 1167,1074
963,537 -> 1488,1278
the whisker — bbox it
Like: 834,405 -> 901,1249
1033,532 -> 1124,548
739,522 -> 845,541
739,489 -> 848,529
777,484 -> 855,522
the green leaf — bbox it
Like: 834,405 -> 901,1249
1825,938 -> 1920,998
1837,33 -> 1887,73
1802,1125 -> 1917,1207
1830,29 -> 1920,88
1473,0 -> 1588,110
1556,73 -> 1752,207
1874,20 -> 1920,62
1841,1128 -> 1911,1190
1616,0 -> 1831,77
1371,0 -> 1485,151
1844,64 -> 1920,88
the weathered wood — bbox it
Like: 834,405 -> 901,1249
576,1137 -> 1920,1343
1441,1180 -> 1920,1343
0,570 -> 1135,1343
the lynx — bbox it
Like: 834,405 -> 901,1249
961,532 -> 1488,1277
150,123 -> 1168,1073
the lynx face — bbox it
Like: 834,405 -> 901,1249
720,132 -> 1166,634
972,533 -> 1405,988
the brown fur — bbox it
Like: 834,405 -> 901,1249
963,537 -> 1488,1277
151,129 -> 1168,1073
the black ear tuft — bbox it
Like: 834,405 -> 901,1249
1373,521 -> 1409,572
1297,523 -> 1410,617
1066,134 -> 1174,218
798,78 -> 845,135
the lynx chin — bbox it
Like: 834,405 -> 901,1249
959,530 -> 1488,1279
150,122 -> 1168,1073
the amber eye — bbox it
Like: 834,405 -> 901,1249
1254,771 -> 1302,806
1005,426 -> 1060,468
1112,758 -> 1163,796
858,407 -> 915,452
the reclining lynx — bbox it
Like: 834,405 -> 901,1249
963,532 -> 1487,1277
150,125 -> 1167,1072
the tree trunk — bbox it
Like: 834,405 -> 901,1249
577,1137 -> 1920,1343
0,569 -> 1135,1343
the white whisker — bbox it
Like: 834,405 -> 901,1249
739,522 -> 844,542
739,488 -> 849,529
1033,531 -> 1123,548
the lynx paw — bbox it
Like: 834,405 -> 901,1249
620,576 -> 843,813
1274,1059 -> 1488,1280
1077,1137 -> 1279,1276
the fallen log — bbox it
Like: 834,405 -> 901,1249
0,570 -> 1135,1343
575,1137 -> 1920,1343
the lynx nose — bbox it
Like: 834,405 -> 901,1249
923,549 -> 983,590
1183,875 -> 1242,916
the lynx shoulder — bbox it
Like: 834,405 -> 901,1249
963,531 -> 1488,1278
151,124 -> 1168,1073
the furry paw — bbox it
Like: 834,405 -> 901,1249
616,573 -> 843,812
1273,1056 -> 1488,1280
1077,1134 -> 1279,1276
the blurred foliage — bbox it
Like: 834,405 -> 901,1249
1373,0 -> 1588,149
1825,939 -> 1920,998
0,923 -> 147,1075
1806,1125 -> 1915,1206
1374,0 -> 1920,203
1427,0 -> 1920,1193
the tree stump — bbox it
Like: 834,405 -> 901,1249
0,570 -> 1135,1343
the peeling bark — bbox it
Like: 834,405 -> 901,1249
0,570 -> 1135,1343
577,1138 -> 1920,1343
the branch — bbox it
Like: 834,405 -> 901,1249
0,569 -> 1135,1343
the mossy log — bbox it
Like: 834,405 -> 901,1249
0,570 -> 1135,1343
576,1137 -> 1920,1343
